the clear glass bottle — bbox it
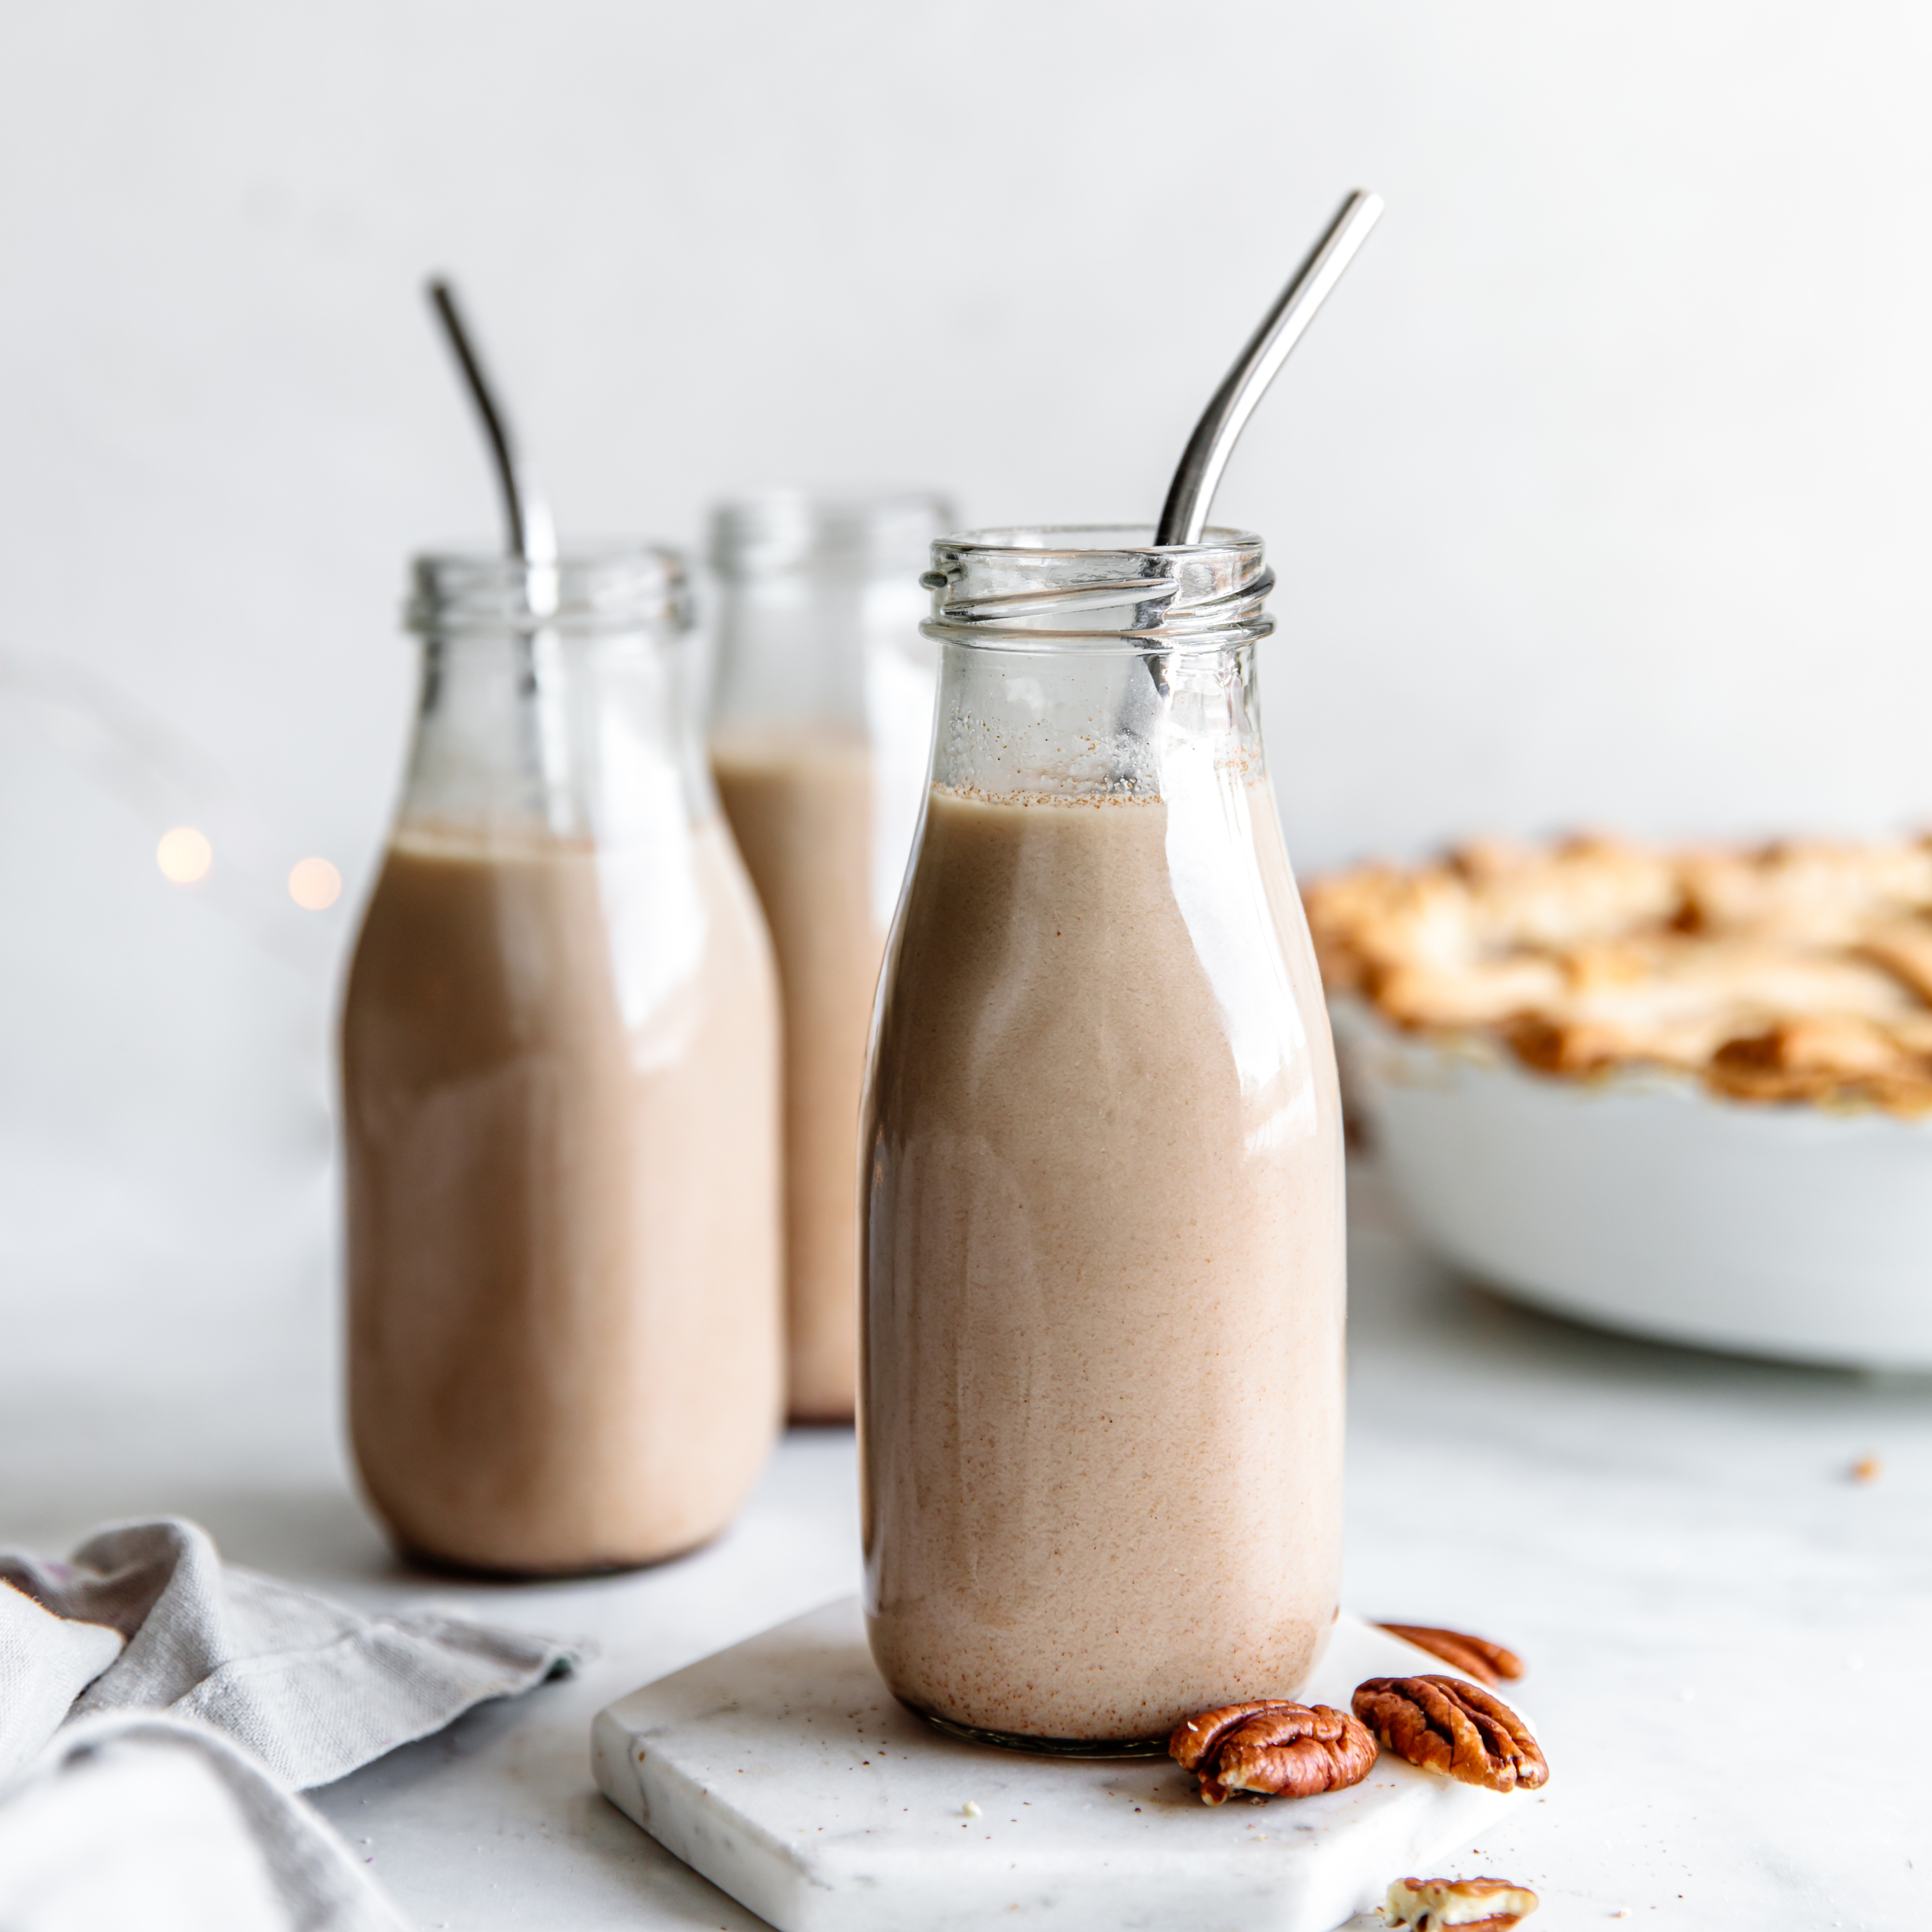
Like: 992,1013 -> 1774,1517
861,527 -> 1345,1749
707,489 -> 954,1422
341,546 -> 782,1576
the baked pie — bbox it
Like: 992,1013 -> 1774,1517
1306,836 -> 1932,1117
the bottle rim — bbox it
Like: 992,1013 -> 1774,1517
404,542 -> 691,637
709,488 -> 956,582
919,525 -> 1274,653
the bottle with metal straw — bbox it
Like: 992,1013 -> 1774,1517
860,195 -> 1381,1749
340,282 -> 783,1577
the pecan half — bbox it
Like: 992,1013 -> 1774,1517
1376,1623 -> 1524,1685
1168,1699 -> 1378,1806
1352,1676 -> 1548,1793
1386,1875 -> 1540,1929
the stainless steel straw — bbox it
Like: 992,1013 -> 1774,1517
1153,190 -> 1384,548
424,277 -> 569,822
426,278 -> 558,571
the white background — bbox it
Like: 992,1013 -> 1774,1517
1,0 -> 1930,1279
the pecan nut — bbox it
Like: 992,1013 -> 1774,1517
1386,1875 -> 1540,1929
1352,1676 -> 1548,1793
1376,1623 -> 1524,1685
1169,1699 -> 1378,1806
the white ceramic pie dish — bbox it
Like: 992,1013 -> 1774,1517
1333,999 -> 1932,1369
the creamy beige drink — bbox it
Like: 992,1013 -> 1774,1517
862,781 -> 1345,1744
343,816 -> 782,1575
712,728 -> 884,1422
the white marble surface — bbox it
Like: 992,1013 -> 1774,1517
592,1600 -> 1520,1932
0,1156 -> 1925,1930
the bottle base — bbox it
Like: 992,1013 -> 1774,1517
903,1699 -> 1171,1760
390,1529 -> 719,1583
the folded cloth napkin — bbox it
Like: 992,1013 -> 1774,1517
0,1577 -> 123,1777
0,1517 -> 575,1785
0,1517 -> 578,1930
0,1712 -> 407,1932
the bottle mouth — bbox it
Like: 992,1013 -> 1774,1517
405,543 -> 691,636
709,489 -> 956,582
920,525 -> 1273,652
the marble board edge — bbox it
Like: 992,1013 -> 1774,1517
592,1596 -> 1528,1932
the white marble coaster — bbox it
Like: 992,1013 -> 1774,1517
592,1598 -> 1527,1932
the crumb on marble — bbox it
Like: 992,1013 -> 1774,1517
1849,1455 -> 1882,1484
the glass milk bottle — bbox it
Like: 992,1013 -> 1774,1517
341,546 -> 782,1576
708,490 -> 953,1422
862,527 -> 1345,1749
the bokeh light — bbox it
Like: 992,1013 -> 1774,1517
288,856 -> 342,911
156,826 -> 212,884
